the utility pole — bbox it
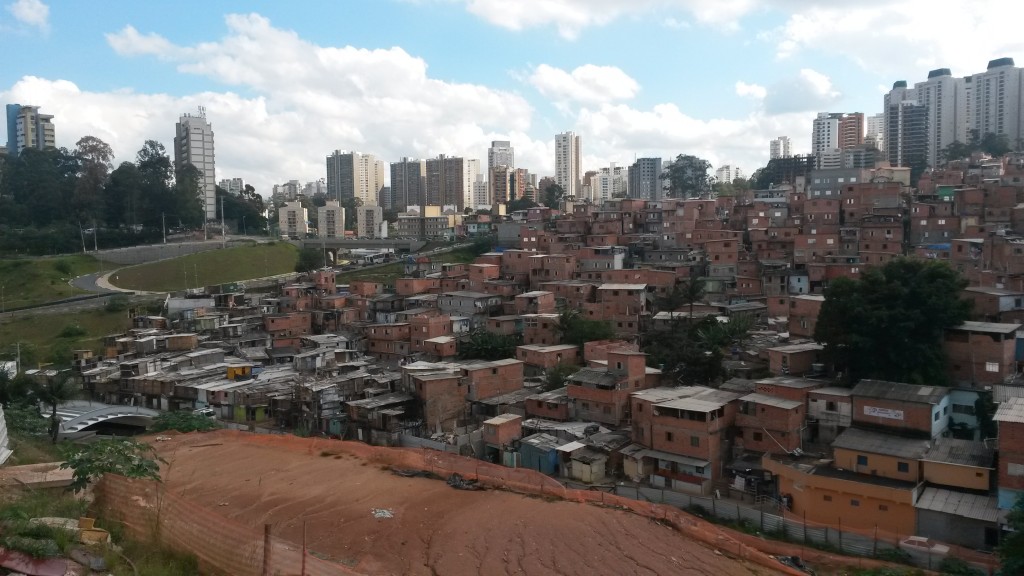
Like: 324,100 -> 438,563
221,196 -> 227,248
162,212 -> 167,244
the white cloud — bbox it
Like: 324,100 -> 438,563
734,81 -> 766,100
1,14 -> 556,196
5,0 -> 48,30
762,1 -> 1024,77
529,64 -> 639,107
460,0 -> 755,39
762,68 -> 841,114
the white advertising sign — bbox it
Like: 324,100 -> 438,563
863,406 -> 904,420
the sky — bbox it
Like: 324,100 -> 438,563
2,0 -> 1023,196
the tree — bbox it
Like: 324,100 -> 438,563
458,330 -> 520,360
643,316 -> 726,385
507,197 -> 538,212
542,183 -> 565,209
173,163 -> 205,227
656,278 -> 706,319
554,309 -> 616,346
295,247 -> 323,273
59,439 -> 163,493
543,364 -> 579,392
663,154 -> 712,198
814,258 -> 971,385
104,162 -> 143,229
73,136 -> 114,227
999,494 -> 1024,575
34,373 -> 79,443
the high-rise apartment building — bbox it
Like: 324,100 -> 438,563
389,157 -> 426,211
912,68 -> 969,167
588,163 -> 627,203
6,104 -> 55,157
472,174 -> 489,208
886,98 -> 929,168
555,131 -> 582,198
490,165 -> 513,204
325,150 -> 385,205
279,201 -> 308,238
838,113 -> 864,151
769,136 -> 791,160
487,140 -> 514,171
866,114 -> 885,152
425,155 -> 478,211
317,201 -> 345,238
218,178 -> 245,195
715,165 -> 743,184
174,107 -> 217,221
356,205 -> 385,238
812,113 -> 863,169
627,157 -> 663,201
969,58 -> 1024,151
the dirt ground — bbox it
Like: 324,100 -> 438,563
152,432 -> 782,576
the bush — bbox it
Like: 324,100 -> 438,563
57,324 -> 86,338
104,294 -> 129,312
150,411 -> 220,433
4,405 -> 48,436
53,259 -> 73,276
874,547 -> 914,565
0,535 -> 59,558
937,557 -> 984,576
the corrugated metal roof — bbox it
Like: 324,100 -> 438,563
832,428 -> 931,460
915,487 -> 1004,523
851,379 -> 948,405
740,393 -> 802,410
994,397 -> 1024,423
922,438 -> 994,468
638,448 -> 710,468
993,384 -> 1024,404
953,321 -> 1022,334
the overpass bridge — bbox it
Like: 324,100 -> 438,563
299,238 -> 428,262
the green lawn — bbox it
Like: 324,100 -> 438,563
110,242 -> 299,292
0,306 -> 139,368
336,248 -> 478,284
0,254 -> 104,310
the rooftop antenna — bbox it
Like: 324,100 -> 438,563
198,105 -> 206,118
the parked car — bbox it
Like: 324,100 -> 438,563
899,536 -> 949,557
193,408 -> 216,419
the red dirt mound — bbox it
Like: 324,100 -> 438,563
152,432 -> 781,576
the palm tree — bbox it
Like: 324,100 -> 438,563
35,372 -> 78,444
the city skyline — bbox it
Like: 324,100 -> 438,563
0,0 -> 1021,195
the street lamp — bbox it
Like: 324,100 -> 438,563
242,216 -> 247,236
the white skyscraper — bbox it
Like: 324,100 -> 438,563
715,165 -> 742,183
174,107 -> 217,221
588,163 -> 626,203
866,113 -> 885,152
914,68 -> 969,167
555,131 -> 581,198
811,113 -> 840,161
969,58 -> 1024,151
769,136 -> 791,159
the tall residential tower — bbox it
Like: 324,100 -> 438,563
6,104 -> 55,157
555,131 -> 581,198
174,107 -> 217,221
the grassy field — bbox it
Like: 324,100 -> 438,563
110,241 -> 299,292
0,254 -> 105,309
336,248 -> 479,284
0,306 -> 137,368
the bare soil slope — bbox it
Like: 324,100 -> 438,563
153,432 -> 780,576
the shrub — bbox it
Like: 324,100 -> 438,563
937,557 -> 984,576
104,295 -> 130,312
150,411 -> 220,433
57,324 -> 86,338
53,259 -> 73,276
874,547 -> 913,565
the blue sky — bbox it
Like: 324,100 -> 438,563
2,0 -> 1022,195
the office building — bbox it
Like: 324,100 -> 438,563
627,157 -> 663,201
317,201 -> 345,238
6,104 -> 55,157
326,150 -> 386,205
769,136 -> 791,160
887,98 -> 929,168
356,205 -> 386,239
425,155 -> 478,211
174,108 -> 217,221
390,157 -> 426,211
555,131 -> 582,198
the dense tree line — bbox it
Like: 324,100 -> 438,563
0,137 -> 265,255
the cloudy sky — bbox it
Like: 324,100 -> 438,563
2,0 -> 1022,195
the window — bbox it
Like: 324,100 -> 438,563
857,455 -> 868,466
637,404 -> 643,413
879,504 -> 889,512
897,462 -> 909,473
986,362 -> 999,372
851,499 -> 860,507
934,411 -> 941,421
823,495 -> 832,502
695,466 -> 705,475
752,432 -> 763,442
665,432 -> 674,442
690,436 -> 700,447
953,404 -> 976,415
826,401 -> 837,412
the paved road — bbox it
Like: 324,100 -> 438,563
70,271 -> 123,294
